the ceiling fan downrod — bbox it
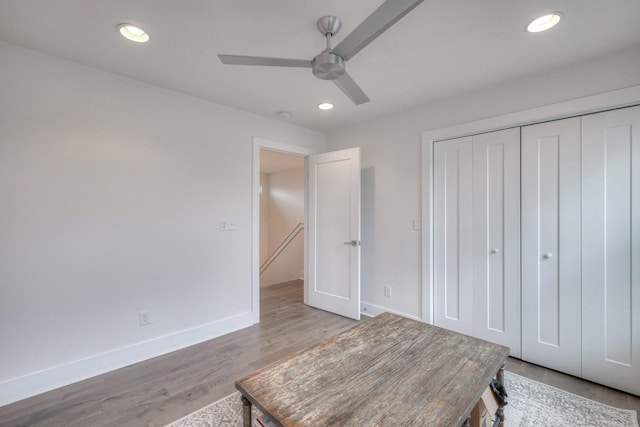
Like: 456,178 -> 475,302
312,16 -> 346,80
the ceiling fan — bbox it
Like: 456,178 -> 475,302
218,0 -> 424,105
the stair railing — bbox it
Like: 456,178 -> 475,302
260,222 -> 304,275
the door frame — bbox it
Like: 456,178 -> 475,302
420,85 -> 640,324
252,137 -> 316,323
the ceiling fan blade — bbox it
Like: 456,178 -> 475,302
218,54 -> 311,68
333,0 -> 424,61
333,72 -> 370,105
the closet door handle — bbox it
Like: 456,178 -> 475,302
344,240 -> 360,246
490,248 -> 500,254
543,252 -> 553,259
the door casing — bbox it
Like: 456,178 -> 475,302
252,137 -> 315,323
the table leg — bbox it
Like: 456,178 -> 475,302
496,364 -> 505,427
241,395 -> 252,427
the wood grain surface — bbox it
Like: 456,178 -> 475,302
236,312 -> 510,427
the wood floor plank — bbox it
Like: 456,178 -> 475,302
1,279 -> 638,426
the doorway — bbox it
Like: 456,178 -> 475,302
251,137 -> 362,323
251,138 -> 315,323
259,150 -> 305,288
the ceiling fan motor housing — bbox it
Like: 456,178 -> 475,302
312,51 -> 345,80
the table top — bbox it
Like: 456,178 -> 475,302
236,312 -> 509,427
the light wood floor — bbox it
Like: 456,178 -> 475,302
1,280 -> 638,426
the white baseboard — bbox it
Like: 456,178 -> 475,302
0,311 -> 257,407
360,301 -> 423,322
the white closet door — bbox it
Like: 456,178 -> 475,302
582,106 -> 640,395
472,128 -> 521,357
434,136 -> 474,335
521,117 -> 582,376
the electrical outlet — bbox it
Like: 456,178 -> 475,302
139,310 -> 151,326
384,285 -> 392,297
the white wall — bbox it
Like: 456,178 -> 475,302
259,172 -> 270,265
259,231 -> 304,287
0,41 -> 324,405
325,45 -> 640,320
259,167 -> 304,286
266,168 -> 304,253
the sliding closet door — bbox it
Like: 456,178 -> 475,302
582,106 -> 640,395
472,128 -> 521,357
434,136 -> 474,335
521,117 -> 582,376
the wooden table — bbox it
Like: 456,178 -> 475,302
236,312 -> 509,427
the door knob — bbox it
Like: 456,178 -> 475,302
543,252 -> 553,259
343,240 -> 360,246
490,248 -> 500,254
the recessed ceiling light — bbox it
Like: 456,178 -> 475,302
276,111 -> 292,118
318,103 -> 334,110
526,12 -> 562,33
117,23 -> 150,43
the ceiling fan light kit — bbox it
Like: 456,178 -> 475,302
217,0 -> 425,106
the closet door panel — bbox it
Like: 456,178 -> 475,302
521,117 -> 582,376
434,136 -> 474,335
582,106 -> 640,395
472,128 -> 521,356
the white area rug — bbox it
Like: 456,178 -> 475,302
505,372 -> 638,427
166,371 -> 638,426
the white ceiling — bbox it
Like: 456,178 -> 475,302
1,1 -> 639,132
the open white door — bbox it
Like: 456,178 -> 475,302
307,147 -> 361,320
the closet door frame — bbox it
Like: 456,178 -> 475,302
421,85 -> 640,324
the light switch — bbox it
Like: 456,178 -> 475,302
413,218 -> 421,231
219,219 -> 236,231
